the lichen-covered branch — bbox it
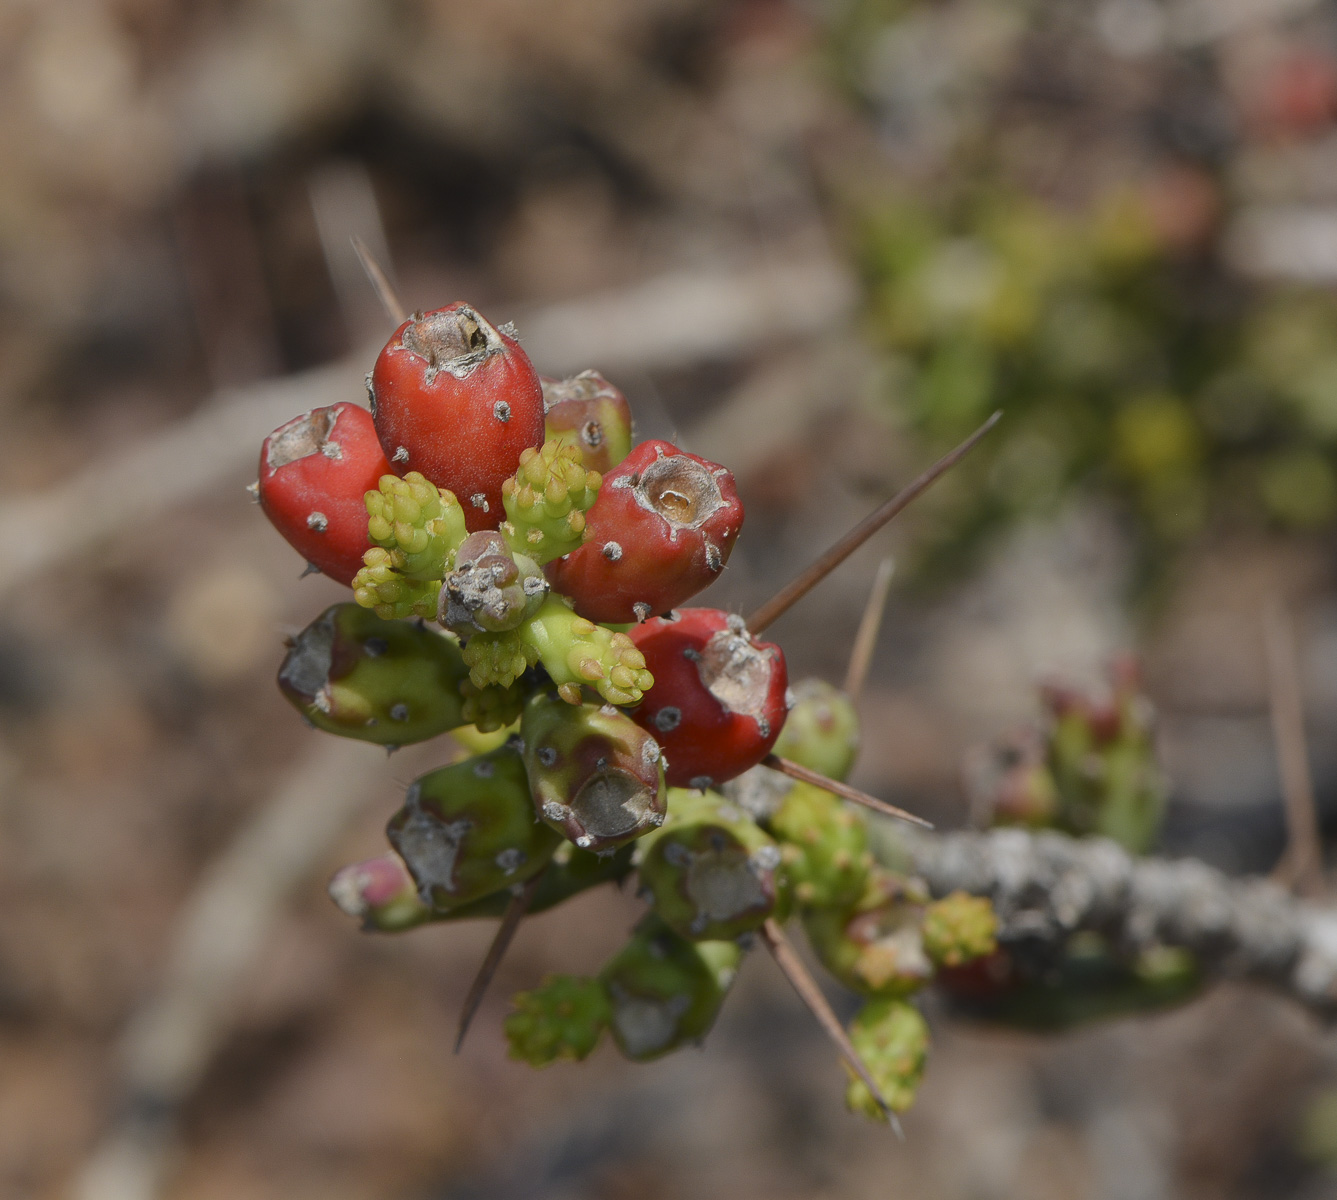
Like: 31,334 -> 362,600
901,827 -> 1337,1017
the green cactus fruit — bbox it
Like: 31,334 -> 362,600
921,891 -> 998,968
386,746 -> 561,911
364,470 -> 469,580
351,548 -> 440,620
771,679 -> 861,782
517,595 -> 654,707
803,871 -> 934,997
500,439 -> 602,564
328,853 -> 432,932
599,915 -> 741,1061
459,676 -> 528,734
278,603 -> 468,744
844,998 -> 929,1119
505,974 -> 612,1065
521,687 -> 668,851
440,531 -> 550,636
768,781 -> 872,910
637,788 -> 784,940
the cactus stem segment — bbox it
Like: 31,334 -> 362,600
763,754 -> 933,829
456,870 -> 545,1053
745,411 -> 1000,635
759,918 -> 897,1128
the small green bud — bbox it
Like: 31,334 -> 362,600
637,788 -> 784,941
921,891 -> 997,968
439,531 -> 549,636
364,471 -> 469,580
521,687 -> 668,851
505,974 -> 612,1065
386,745 -> 561,911
501,439 -> 602,564
844,998 -> 929,1119
351,547 -> 439,620
803,870 -> 934,997
517,596 -> 654,707
599,915 -> 741,1061
460,628 -> 539,690
772,679 -> 861,782
768,781 -> 872,911
278,603 -> 468,745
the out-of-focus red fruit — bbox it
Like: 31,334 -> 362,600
1252,49 -> 1337,138
546,440 -> 743,624
369,303 -> 544,531
628,607 -> 788,789
541,370 -> 634,473
257,402 -> 390,585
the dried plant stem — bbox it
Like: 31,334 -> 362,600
455,871 -> 545,1052
764,754 -> 932,829
1262,597 -> 1325,897
760,919 -> 897,1127
844,557 -> 895,700
746,412 -> 1001,635
351,234 -> 407,325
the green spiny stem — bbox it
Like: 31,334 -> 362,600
517,595 -> 654,707
365,471 -> 469,580
351,548 -> 440,620
501,439 -> 601,564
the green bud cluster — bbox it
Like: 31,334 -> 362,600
505,975 -> 612,1065
351,548 -> 440,620
501,440 -> 601,563
518,596 -> 654,707
844,999 -> 929,1119
922,891 -> 998,967
365,471 -> 469,580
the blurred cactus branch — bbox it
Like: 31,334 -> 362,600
905,827 -> 1337,1017
1262,597 -> 1325,897
763,753 -> 932,829
759,918 -> 897,1126
745,412 -> 1001,635
455,871 -> 545,1053
844,556 -> 895,701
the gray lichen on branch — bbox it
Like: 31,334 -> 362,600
901,827 -> 1337,1016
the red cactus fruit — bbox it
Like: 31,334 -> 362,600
257,402 -> 390,585
627,608 -> 788,789
541,370 -> 634,473
369,303 -> 544,531
546,441 -> 743,624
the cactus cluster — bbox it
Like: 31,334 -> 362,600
255,298 -> 998,1123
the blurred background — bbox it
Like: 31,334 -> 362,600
6,0 -> 1337,1196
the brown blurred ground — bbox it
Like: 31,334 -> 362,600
5,2 -> 1337,1198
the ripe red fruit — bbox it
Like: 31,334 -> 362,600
369,303 -> 544,531
627,608 -> 788,789
545,440 -> 743,624
257,402 -> 390,585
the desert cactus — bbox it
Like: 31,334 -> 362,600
350,548 -> 441,620
517,595 -> 654,707
439,531 -> 549,635
327,852 -> 432,932
768,780 -> 873,910
772,679 -> 861,783
542,369 -> 634,473
922,892 -> 998,968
